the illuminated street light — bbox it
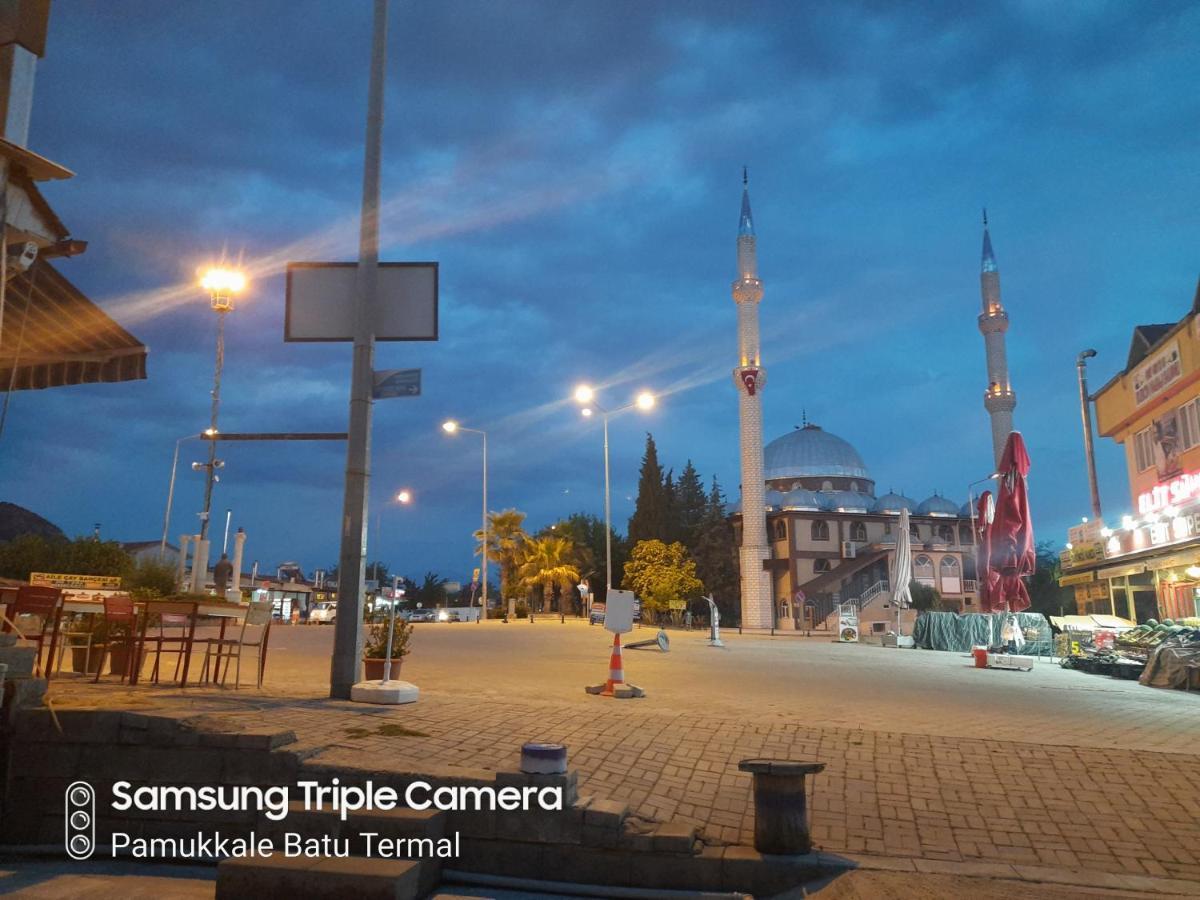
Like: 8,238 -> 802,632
397,489 -> 412,504
442,419 -> 489,622
572,386 -> 659,594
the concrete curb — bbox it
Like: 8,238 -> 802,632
821,850 -> 1200,897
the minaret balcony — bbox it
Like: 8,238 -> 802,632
977,309 -> 1009,333
732,277 -> 763,304
983,387 -> 1017,412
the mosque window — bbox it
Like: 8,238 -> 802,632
850,481 -> 859,492
849,522 -> 867,542
811,520 -> 830,541
822,480 -> 833,491
959,524 -> 973,544
937,524 -> 954,543
773,520 -> 787,541
813,558 -> 832,573
913,555 -> 934,584
909,524 -> 920,541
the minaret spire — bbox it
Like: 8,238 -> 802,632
731,172 -> 772,630
977,212 -> 1016,466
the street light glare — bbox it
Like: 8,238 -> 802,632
574,384 -> 594,404
200,267 -> 246,295
397,490 -> 412,504
442,420 -> 459,434
636,391 -> 656,410
581,407 -> 594,418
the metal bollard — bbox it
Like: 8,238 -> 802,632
738,759 -> 825,854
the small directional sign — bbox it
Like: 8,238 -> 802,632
372,368 -> 421,399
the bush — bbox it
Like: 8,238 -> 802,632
514,601 -> 530,619
363,615 -> 413,659
127,559 -> 178,598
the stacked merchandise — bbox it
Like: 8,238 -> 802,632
1061,617 -> 1200,688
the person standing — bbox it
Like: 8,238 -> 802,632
213,553 -> 234,599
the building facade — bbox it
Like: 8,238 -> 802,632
733,423 -> 979,633
1061,280 -> 1200,622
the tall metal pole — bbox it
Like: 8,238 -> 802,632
603,412 -> 612,591
160,437 -> 185,560
200,310 -> 227,540
481,430 -> 488,622
1077,349 -> 1102,520
331,0 -> 388,699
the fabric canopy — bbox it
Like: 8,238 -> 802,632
890,507 -> 913,607
990,431 -> 1034,614
0,258 -> 147,391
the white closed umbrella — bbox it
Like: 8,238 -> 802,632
889,507 -> 914,644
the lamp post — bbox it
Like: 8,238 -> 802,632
373,489 -> 412,582
196,267 -> 246,542
160,433 -> 200,561
442,420 -> 487,623
573,385 -> 656,594
1077,349 -> 1102,520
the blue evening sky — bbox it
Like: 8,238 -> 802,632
2,1 -> 1198,581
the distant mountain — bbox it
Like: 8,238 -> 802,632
0,502 -> 66,543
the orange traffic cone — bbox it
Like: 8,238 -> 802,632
601,633 -> 624,696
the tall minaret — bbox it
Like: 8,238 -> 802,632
979,210 -> 1016,467
732,170 -> 773,630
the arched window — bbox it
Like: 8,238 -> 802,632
850,481 -> 859,492
909,523 -> 920,541
813,558 -> 832,573
913,554 -> 934,585
937,524 -> 954,543
959,524 -> 973,545
811,520 -> 830,541
821,480 -> 833,491
773,520 -> 787,541
939,556 -> 961,593
849,521 -> 867,542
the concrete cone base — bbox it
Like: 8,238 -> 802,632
585,682 -> 645,698
350,680 -> 419,705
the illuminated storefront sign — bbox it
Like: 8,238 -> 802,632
1139,470 -> 1200,515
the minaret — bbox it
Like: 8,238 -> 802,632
732,170 -> 773,630
979,210 -> 1016,467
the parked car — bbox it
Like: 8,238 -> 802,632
309,601 -> 337,625
410,608 -> 436,623
437,610 -> 461,622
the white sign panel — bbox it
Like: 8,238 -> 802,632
1133,340 -> 1181,406
285,262 -> 438,342
604,589 -> 636,635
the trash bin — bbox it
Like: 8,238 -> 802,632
972,646 -> 988,668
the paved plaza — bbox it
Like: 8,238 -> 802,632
41,619 -> 1200,889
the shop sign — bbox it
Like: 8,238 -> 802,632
29,572 -> 122,590
1069,541 -> 1105,567
1138,469 -> 1200,515
1059,571 -> 1095,587
1133,340 -> 1181,406
1068,520 -> 1105,544
1086,582 -> 1109,601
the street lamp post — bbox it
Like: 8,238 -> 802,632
373,489 -> 412,583
197,267 -> 246,542
573,385 -> 656,594
160,434 -> 199,561
442,421 -> 487,622
1076,349 -> 1102,520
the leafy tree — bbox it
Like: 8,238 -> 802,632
908,580 -> 941,611
0,534 -> 132,581
474,509 -> 528,600
662,468 -> 678,544
691,477 -> 740,625
518,536 -> 581,613
127,559 -> 178,597
628,433 -> 668,544
622,539 -> 704,617
1028,540 -> 1074,617
365,560 -> 390,584
540,512 -> 626,603
412,571 -> 448,608
674,460 -> 707,548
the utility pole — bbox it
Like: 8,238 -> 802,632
331,0 -> 388,699
1076,349 -> 1102,520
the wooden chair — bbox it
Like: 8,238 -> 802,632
202,600 -> 272,689
1,585 -> 63,679
92,594 -> 139,683
148,612 -> 193,684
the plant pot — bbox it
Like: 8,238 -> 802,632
70,644 -> 104,675
107,644 -> 133,676
362,657 -> 404,681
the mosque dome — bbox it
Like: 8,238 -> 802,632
959,500 -> 975,517
873,492 -> 918,514
917,493 -> 960,517
780,488 -> 822,511
819,490 -> 874,513
764,424 -> 870,482
764,490 -> 786,510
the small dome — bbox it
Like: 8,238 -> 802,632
917,494 -> 960,517
764,490 -> 786,510
873,492 -> 917,514
959,500 -> 974,517
764,424 -> 870,482
781,488 -> 822,511
820,490 -> 874,513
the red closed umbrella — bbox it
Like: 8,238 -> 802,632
989,432 -> 1034,614
974,490 -> 1002,613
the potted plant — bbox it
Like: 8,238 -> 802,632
66,616 -> 107,675
361,614 -> 412,680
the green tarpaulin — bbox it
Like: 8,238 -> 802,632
912,611 -> 1052,654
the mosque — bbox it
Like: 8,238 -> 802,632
728,176 -> 1010,631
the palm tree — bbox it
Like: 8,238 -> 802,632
518,536 -> 581,612
474,508 -> 528,600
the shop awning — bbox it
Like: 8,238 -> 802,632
1097,562 -> 1147,580
0,258 -> 147,390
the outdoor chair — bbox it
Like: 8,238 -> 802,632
92,594 -> 139,683
54,612 -> 97,677
201,599 -> 272,689
1,585 -> 63,679
148,612 -> 193,684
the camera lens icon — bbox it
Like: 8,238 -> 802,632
64,781 -> 95,860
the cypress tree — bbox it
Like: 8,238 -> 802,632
692,476 -> 740,625
628,433 -> 668,544
675,460 -> 707,548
